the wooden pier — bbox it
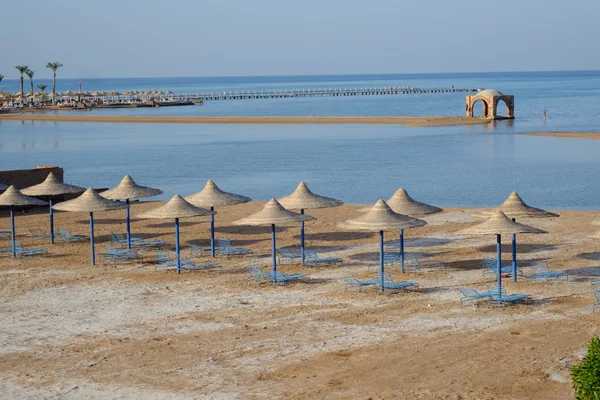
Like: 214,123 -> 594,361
177,87 -> 478,101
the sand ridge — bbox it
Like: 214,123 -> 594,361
0,202 -> 599,399
0,114 -> 491,127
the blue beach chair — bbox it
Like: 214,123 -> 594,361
304,250 -> 342,266
381,273 -> 418,292
57,228 -> 88,242
30,228 -> 52,242
482,258 -> 520,278
188,243 -> 213,257
458,287 -> 496,305
277,248 -> 302,264
14,241 -> 47,256
217,238 -> 252,257
343,277 -> 378,291
528,261 -> 568,281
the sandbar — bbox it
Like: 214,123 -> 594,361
525,132 -> 600,139
0,114 -> 491,127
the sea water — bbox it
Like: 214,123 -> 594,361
0,71 -> 599,209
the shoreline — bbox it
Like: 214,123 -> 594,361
0,114 -> 491,127
524,132 -> 600,139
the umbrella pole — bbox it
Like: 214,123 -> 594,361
175,218 -> 180,274
271,224 -> 277,284
400,229 -> 405,273
90,212 -> 95,265
496,234 -> 502,299
49,199 -> 54,245
300,209 -> 305,265
210,206 -> 215,257
126,199 -> 131,250
10,206 -> 16,258
511,218 -> 517,283
379,230 -> 385,292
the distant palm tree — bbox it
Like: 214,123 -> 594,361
0,74 -> 3,84
15,65 -> 28,106
25,69 -> 35,105
46,62 -> 63,105
37,83 -> 48,102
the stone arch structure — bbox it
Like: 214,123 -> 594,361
466,89 -> 514,119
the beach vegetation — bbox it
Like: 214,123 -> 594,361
15,65 -> 28,105
46,61 -> 63,105
0,73 -> 3,84
37,83 -> 48,100
25,69 -> 35,104
572,336 -> 600,400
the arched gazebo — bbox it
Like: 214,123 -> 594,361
466,89 -> 514,119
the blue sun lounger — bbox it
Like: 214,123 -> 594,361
528,261 -> 568,281
57,228 -> 88,242
458,287 -> 497,305
14,241 -> 47,256
343,277 -> 378,291
217,238 -> 252,257
304,250 -> 342,266
188,243 -> 213,257
277,248 -> 302,264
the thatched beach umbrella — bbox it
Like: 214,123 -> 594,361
459,210 -> 545,297
101,175 -> 163,249
471,191 -> 559,219
137,195 -> 214,274
361,188 -> 441,271
185,180 -> 251,257
0,186 -> 48,257
52,189 -> 128,265
277,182 -> 342,264
338,200 -> 426,291
22,172 -> 85,244
232,199 -> 314,283
472,191 -> 558,281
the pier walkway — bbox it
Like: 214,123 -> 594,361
181,87 -> 477,101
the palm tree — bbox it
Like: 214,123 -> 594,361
0,74 -> 3,84
25,69 -> 35,105
15,65 -> 28,106
38,83 -> 48,103
46,62 -> 63,105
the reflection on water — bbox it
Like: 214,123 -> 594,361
0,121 -> 599,210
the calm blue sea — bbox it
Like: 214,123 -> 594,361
1,71 -> 599,209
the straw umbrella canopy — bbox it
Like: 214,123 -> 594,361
0,186 -> 48,257
458,210 -> 546,297
52,189 -> 128,265
472,191 -> 557,281
277,182 -> 343,264
471,191 -> 559,219
384,188 -> 442,216
137,195 -> 214,274
338,200 -> 426,291
232,199 -> 314,283
21,172 -> 85,244
100,175 -> 162,249
185,179 -> 251,257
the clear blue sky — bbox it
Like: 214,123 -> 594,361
1,0 -> 598,79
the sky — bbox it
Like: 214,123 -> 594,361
1,0 -> 599,79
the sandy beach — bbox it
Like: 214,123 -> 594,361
525,132 -> 600,140
0,201 -> 599,399
0,115 -> 491,127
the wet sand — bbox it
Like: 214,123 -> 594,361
0,202 -> 599,399
525,132 -> 600,139
0,114 -> 490,127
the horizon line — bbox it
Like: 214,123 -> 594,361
0,69 -> 597,81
